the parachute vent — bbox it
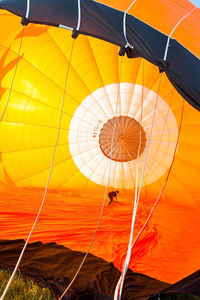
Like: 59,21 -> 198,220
99,116 -> 146,162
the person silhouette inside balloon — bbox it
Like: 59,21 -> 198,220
108,190 -> 119,205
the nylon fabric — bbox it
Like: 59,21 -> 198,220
0,5 -> 200,297
58,56 -> 124,300
115,74 -> 163,300
0,0 -> 199,110
0,34 -> 76,300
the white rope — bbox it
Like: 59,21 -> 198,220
114,60 -> 145,300
134,59 -> 145,222
59,24 -> 73,31
163,7 -> 196,61
25,0 -> 31,19
0,28 -> 24,122
58,56 -> 124,300
0,38 -> 75,300
115,10 -> 196,297
114,73 -> 163,300
123,0 -> 137,48
114,5 -> 195,300
131,98 -> 184,254
125,0 -> 137,13
76,0 -> 81,31
59,1 -> 81,35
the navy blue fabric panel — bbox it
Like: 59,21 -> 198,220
0,0 -> 26,17
166,40 -> 200,110
126,14 -> 167,63
80,0 -> 126,46
29,0 -> 77,28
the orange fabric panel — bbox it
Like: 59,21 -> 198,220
1,187 -> 200,283
0,6 -> 200,285
97,0 -> 200,58
173,8 -> 200,59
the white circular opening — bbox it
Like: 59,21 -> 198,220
68,83 -> 178,189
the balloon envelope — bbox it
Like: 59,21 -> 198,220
0,0 -> 200,284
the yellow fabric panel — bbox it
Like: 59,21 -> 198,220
0,6 -> 200,287
0,10 -> 198,200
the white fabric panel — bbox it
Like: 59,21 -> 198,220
68,83 -> 178,188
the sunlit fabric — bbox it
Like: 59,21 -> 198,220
0,0 -> 200,286
68,83 -> 179,188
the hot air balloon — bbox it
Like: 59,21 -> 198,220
0,0 -> 200,298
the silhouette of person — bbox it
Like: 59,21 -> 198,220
108,190 -> 119,205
